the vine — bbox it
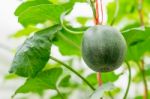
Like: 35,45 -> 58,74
138,60 -> 148,99
55,87 -> 64,99
50,56 -> 95,91
138,0 -> 148,98
123,62 -> 131,99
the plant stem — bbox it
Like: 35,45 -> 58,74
55,87 -> 64,99
50,56 -> 95,91
89,0 -> 96,19
97,72 -> 103,86
137,0 -> 147,98
95,0 -> 99,24
110,0 -> 119,26
138,60 -> 148,99
60,11 -> 83,34
95,0 -> 103,87
100,0 -> 103,24
123,62 -> 131,99
138,0 -> 144,26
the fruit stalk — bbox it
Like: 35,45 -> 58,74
95,0 -> 103,86
95,0 -> 99,25
97,72 -> 103,86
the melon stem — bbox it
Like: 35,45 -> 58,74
97,72 -> 103,86
95,0 -> 103,87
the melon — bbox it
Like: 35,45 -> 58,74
82,25 -> 127,72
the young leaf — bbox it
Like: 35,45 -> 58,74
90,83 -> 115,99
59,75 -> 71,87
122,27 -> 150,46
107,0 -> 138,25
9,25 -> 62,77
51,93 -> 67,99
18,4 -> 69,26
11,25 -> 39,38
13,68 -> 62,97
54,29 -> 82,55
122,27 -> 150,61
86,72 -> 119,86
133,65 -> 150,82
15,0 -> 51,16
17,0 -> 87,26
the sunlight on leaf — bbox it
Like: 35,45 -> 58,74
11,25 -> 39,38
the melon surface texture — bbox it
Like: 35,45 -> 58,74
82,25 -> 127,72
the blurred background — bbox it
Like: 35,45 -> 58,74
0,0 -> 150,99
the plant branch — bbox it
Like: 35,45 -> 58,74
110,0 -> 119,26
55,87 -> 64,99
138,60 -> 148,99
123,62 -> 131,99
60,11 -> 83,34
138,0 -> 144,26
50,56 -> 95,91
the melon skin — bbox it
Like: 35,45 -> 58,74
82,25 -> 127,72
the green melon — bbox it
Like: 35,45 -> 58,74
82,25 -> 127,72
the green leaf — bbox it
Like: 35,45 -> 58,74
121,22 -> 140,31
86,72 -> 119,86
59,75 -> 71,87
106,87 -> 121,95
101,72 -> 120,83
51,93 -> 67,99
134,92 -> 150,99
76,17 -> 92,26
90,83 -> 115,99
122,27 -> 150,46
15,0 -> 51,16
13,68 -> 62,96
17,0 -> 88,26
134,96 -> 143,99
11,25 -> 39,38
122,27 -> 150,61
86,73 -> 97,86
107,0 -> 138,24
9,24 -> 62,77
133,64 -> 150,82
17,0 -> 86,26
18,4 -> 71,26
4,74 -> 18,80
54,29 -> 82,55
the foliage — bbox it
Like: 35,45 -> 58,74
6,0 -> 150,99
